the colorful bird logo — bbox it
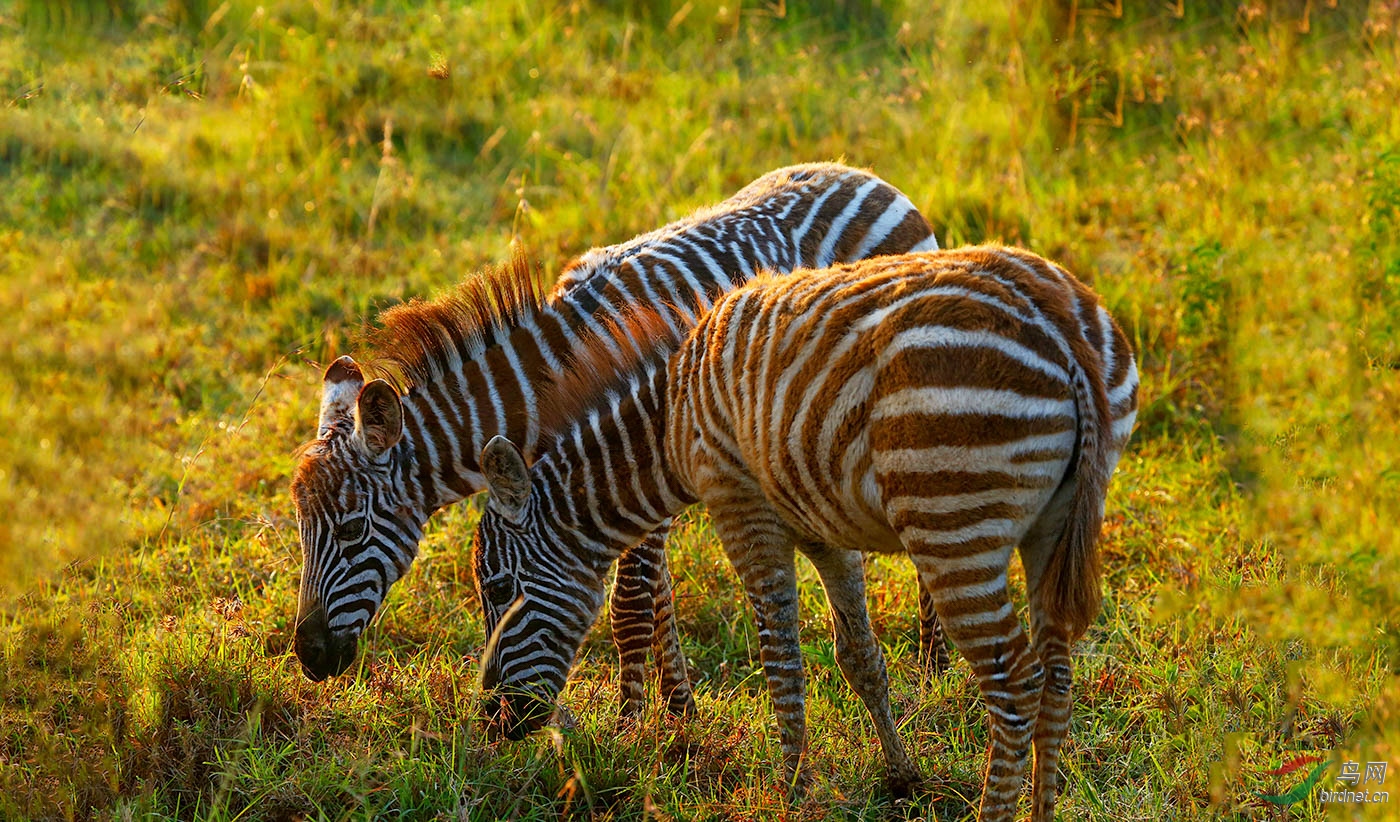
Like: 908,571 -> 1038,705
1256,754 -> 1331,806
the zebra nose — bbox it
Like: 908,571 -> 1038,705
480,655 -> 501,691
481,688 -> 554,741
294,606 -> 357,681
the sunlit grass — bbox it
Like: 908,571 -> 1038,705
2,0 -> 1397,819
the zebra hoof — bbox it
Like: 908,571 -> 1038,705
552,704 -> 578,732
665,689 -> 698,719
918,645 -> 952,681
783,768 -> 814,803
617,697 -> 646,724
887,766 -> 923,799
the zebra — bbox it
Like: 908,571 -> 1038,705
288,163 -> 944,721
473,246 -> 1139,819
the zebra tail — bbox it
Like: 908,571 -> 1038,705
1039,314 -> 1114,640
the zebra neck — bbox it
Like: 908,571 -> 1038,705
383,210 -> 769,517
394,315 -> 563,514
535,368 -> 692,555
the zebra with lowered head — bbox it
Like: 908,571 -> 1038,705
473,246 -> 1138,820
288,163 -> 943,719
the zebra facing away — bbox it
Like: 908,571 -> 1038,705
288,163 -> 944,718
473,247 -> 1139,819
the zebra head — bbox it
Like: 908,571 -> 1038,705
473,436 -> 608,740
290,356 -> 425,682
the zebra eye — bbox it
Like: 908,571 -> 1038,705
483,577 -> 517,609
335,518 -> 366,544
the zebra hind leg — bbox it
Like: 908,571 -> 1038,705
805,543 -> 921,796
1017,505 -> 1082,822
908,549 -> 1043,822
1027,615 -> 1073,822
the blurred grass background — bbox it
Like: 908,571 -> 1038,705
1,0 -> 1397,818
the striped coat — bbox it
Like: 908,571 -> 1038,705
475,246 -> 1138,820
288,164 -> 940,720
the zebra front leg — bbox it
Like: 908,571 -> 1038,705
710,510 -> 811,796
648,532 -> 697,717
805,543 -> 921,796
612,536 -> 660,719
917,583 -> 952,679
612,527 -> 695,721
612,525 -> 694,720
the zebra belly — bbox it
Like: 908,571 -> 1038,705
762,478 -> 906,555
734,390 -> 1080,557
729,419 -> 906,555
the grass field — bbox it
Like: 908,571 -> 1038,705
2,0 -> 1398,819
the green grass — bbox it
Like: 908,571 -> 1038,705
2,0 -> 1398,819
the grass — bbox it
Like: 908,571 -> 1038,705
1,0 -> 1398,818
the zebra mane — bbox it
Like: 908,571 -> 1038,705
533,306 -> 683,457
370,250 -> 549,389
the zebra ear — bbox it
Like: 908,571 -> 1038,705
481,436 -> 531,521
318,356 -> 365,438
355,380 -> 404,459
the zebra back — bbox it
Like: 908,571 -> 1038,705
361,162 -> 936,495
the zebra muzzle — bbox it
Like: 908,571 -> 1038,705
293,605 -> 358,681
481,687 -> 554,741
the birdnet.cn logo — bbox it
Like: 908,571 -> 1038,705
1256,754 -> 1391,806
